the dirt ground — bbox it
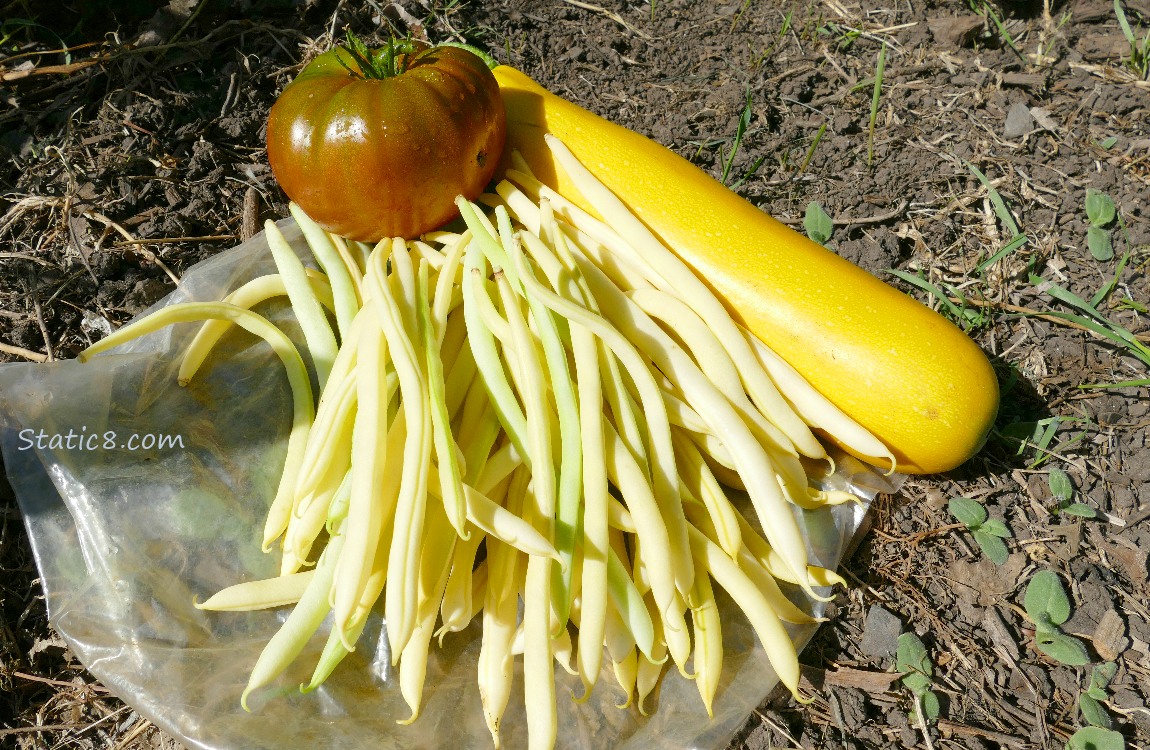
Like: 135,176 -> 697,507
2,0 -> 1149,748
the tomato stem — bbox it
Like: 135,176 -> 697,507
337,32 -> 423,80
335,33 -> 499,79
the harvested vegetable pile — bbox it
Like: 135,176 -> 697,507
79,131 -> 893,746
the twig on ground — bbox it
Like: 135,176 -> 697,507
0,342 -> 48,362
778,200 -> 909,228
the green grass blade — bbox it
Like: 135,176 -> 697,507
867,42 -> 887,167
976,233 -> 1029,273
967,162 -> 1021,237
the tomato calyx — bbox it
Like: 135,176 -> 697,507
336,33 -> 425,80
335,33 -> 500,80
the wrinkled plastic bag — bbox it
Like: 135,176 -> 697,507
0,221 -> 901,750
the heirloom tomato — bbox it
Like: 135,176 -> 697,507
266,39 -> 506,241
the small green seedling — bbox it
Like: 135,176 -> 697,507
867,42 -> 887,167
1085,189 -> 1117,261
721,88 -> 751,186
949,497 -> 1012,565
804,201 -> 833,246
1023,570 -> 1091,665
1066,726 -> 1126,750
896,632 -> 940,722
1079,662 -> 1118,729
1114,0 -> 1149,80
1049,468 -> 1097,518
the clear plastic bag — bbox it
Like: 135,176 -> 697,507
0,222 -> 900,750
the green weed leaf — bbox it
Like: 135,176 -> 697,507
979,518 -> 1012,538
903,671 -> 932,694
1062,503 -> 1098,518
1025,570 -> 1072,626
1065,725 -> 1125,750
949,497 -> 988,528
1085,189 -> 1117,227
1048,469 -> 1075,502
1036,630 -> 1091,665
1088,226 -> 1115,261
1079,693 -> 1113,729
973,529 -> 1009,565
896,632 -> 933,692
917,689 -> 941,723
804,201 -> 833,245
1098,136 -> 1118,149
1090,662 -> 1118,691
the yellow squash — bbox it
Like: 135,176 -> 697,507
493,66 -> 998,474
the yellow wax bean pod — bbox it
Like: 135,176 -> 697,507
672,428 -> 742,558
327,234 -> 365,300
464,483 -> 558,561
515,223 -> 650,478
290,358 -> 356,516
289,307 -> 369,503
264,219 -> 339,389
288,202 -> 360,340
607,497 -> 636,533
541,135 -> 826,461
478,471 -> 528,749
454,380 -> 498,481
744,328 -> 896,472
610,648 -> 639,711
573,321 -> 610,697
300,603 -> 369,695
602,425 -> 691,675
504,169 -> 669,292
397,496 -> 458,725
572,246 -> 816,596
431,231 -> 471,340
330,300 -> 396,650
468,559 -> 488,621
439,302 -> 469,374
733,511 -> 846,591
478,592 -> 518,749
684,498 -> 822,624
687,524 -> 808,703
410,238 -> 447,271
424,464 -> 558,560
419,261 -> 468,539
177,269 -> 334,384
628,288 -> 815,498
195,570 -> 315,612
500,215 -> 583,632
552,624 -> 577,677
239,523 -> 345,711
435,525 -> 487,643
628,286 -> 744,401
688,568 -> 722,718
366,239 -> 433,660
606,545 -> 655,660
635,590 -> 669,716
463,237 -> 529,460
77,301 -> 313,555
444,331 -> 479,422
281,473 -> 343,575
509,229 -> 692,598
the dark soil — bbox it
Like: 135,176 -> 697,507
2,0 -> 1149,748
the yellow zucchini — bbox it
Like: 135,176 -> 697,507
493,66 -> 998,474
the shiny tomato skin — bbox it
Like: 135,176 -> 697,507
266,44 -> 506,241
